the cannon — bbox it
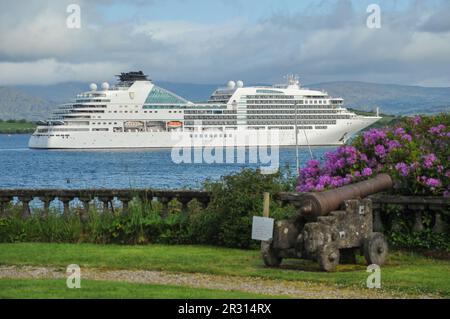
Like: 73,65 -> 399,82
262,174 -> 393,272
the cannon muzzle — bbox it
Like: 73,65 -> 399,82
298,173 -> 393,218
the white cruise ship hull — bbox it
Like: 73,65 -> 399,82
29,117 -> 378,149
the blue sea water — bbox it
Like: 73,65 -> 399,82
0,134 -> 334,189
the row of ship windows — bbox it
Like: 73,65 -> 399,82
37,128 -> 90,133
35,125 -> 329,135
247,115 -> 350,120
75,99 -> 110,103
189,133 -> 234,138
185,121 -> 238,126
67,110 -> 184,115
92,122 -> 118,125
246,101 -> 342,105
247,105 -> 339,109
71,104 -> 107,108
245,95 -> 295,99
247,110 -> 339,114
209,95 -> 232,100
185,115 -> 236,120
185,110 -> 236,114
63,110 -> 105,114
247,120 -> 337,125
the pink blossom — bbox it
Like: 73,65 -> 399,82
362,167 -> 373,177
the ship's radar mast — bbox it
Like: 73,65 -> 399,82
285,74 -> 300,88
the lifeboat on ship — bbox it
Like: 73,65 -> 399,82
167,121 -> 183,129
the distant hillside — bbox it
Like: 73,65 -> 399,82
1,81 -> 449,121
0,87 -> 53,121
308,81 -> 450,115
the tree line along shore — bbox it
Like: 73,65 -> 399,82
0,119 -> 36,134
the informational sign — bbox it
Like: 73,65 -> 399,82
251,216 -> 274,241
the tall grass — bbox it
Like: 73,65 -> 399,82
0,198 -> 200,245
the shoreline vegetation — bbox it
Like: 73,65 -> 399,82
0,119 -> 36,134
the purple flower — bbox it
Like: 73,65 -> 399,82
387,140 -> 401,151
363,129 -> 387,146
362,167 -> 373,177
335,158 -> 346,169
395,162 -> 409,177
423,153 -> 437,169
374,144 -> 386,158
425,178 -> 441,188
394,127 -> 405,136
413,116 -> 421,125
315,184 -> 325,191
429,124 -> 445,135
354,171 -> 361,178
401,134 -> 412,142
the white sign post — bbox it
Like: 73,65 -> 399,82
251,216 -> 274,241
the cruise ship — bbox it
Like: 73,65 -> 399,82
28,71 -> 381,149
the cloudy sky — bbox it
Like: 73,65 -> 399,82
1,0 -> 450,86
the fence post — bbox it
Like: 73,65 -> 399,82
0,197 -> 11,217
21,196 -> 32,219
160,197 -> 170,219
409,205 -> 425,232
263,192 -> 270,217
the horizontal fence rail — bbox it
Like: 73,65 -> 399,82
0,189 -> 211,219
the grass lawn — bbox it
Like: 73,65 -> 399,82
0,243 -> 449,297
0,278 -> 275,299
0,121 -> 36,134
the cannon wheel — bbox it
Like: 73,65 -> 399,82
261,241 -> 282,267
364,233 -> 388,266
318,243 -> 340,272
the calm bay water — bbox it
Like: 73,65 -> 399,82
0,134 -> 334,189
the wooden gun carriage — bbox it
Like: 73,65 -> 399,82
262,174 -> 393,272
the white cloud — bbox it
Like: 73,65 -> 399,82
0,0 -> 450,86
0,59 -> 130,85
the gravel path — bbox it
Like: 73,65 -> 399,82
0,265 -> 437,299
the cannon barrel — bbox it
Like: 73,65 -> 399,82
298,173 -> 393,218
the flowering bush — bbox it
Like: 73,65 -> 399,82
296,113 -> 450,197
